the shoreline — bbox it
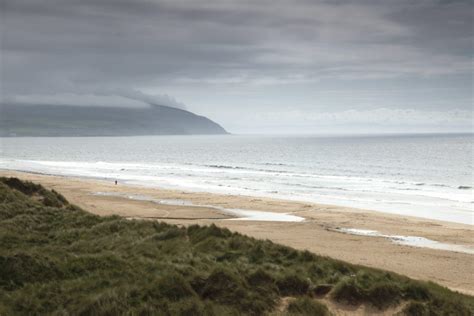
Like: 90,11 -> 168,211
1,158 -> 472,226
1,170 -> 473,295
2,167 -> 471,226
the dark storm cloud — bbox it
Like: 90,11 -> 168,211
1,0 -> 472,131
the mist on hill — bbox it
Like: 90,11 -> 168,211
0,103 -> 228,137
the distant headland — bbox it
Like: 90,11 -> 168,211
0,104 -> 228,136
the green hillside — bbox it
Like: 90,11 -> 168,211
0,177 -> 472,315
0,104 -> 228,136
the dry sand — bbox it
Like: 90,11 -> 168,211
2,170 -> 473,295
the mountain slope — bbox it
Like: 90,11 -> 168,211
0,104 -> 228,136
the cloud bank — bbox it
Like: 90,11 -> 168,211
3,90 -> 187,110
2,0 -> 472,133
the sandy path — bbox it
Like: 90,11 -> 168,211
1,170 -> 473,295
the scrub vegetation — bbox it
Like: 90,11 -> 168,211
0,177 -> 472,315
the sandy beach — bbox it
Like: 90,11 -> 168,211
2,170 -> 473,296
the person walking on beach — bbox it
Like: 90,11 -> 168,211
115,180 -> 117,185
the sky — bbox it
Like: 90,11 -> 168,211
1,0 -> 473,134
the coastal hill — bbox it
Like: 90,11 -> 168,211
0,177 -> 472,315
0,104 -> 228,136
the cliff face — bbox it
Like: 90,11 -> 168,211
0,104 -> 228,136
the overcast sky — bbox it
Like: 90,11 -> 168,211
2,0 -> 473,134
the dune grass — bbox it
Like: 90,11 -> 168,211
0,177 -> 472,315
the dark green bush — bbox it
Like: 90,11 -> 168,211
403,282 -> 432,301
427,297 -> 472,316
366,281 -> 401,308
0,253 -> 61,290
403,301 -> 428,316
151,273 -> 196,301
152,226 -> 186,241
247,269 -> 276,288
0,177 -> 68,208
188,224 -> 232,243
199,267 -> 246,304
277,273 -> 311,296
331,278 -> 365,305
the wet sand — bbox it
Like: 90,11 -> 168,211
2,170 -> 473,295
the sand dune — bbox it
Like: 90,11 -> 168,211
2,170 -> 473,295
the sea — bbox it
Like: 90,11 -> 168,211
0,133 -> 472,225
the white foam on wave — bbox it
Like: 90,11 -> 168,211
337,228 -> 474,255
93,191 -> 305,222
1,158 -> 472,225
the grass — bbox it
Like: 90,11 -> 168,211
286,297 -> 330,315
0,177 -> 473,315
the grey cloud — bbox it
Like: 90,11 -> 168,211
3,90 -> 187,109
3,1 -> 471,88
1,0 -> 472,133
115,89 -> 187,109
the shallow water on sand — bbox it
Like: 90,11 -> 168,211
93,191 -> 305,222
336,228 -> 474,254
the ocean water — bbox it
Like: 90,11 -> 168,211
0,134 -> 472,224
